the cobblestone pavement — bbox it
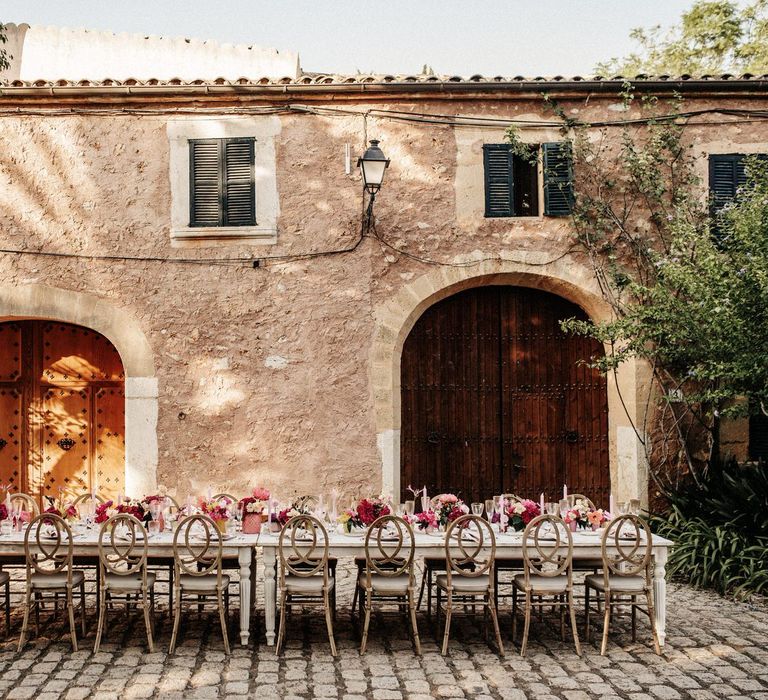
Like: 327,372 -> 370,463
0,561 -> 765,699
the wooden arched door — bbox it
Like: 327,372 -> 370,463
400,286 -> 609,506
0,321 -> 125,505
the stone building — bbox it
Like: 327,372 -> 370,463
0,24 -> 764,508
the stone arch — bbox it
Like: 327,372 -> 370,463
370,258 -> 649,504
0,284 -> 158,495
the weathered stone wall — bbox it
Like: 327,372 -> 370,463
0,91 -> 763,502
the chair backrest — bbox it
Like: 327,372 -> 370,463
444,514 -> 495,579
164,495 -> 181,515
600,514 -> 653,583
98,513 -> 148,577
172,514 -> 224,581
364,515 -> 414,579
503,494 -> 523,504
212,493 -> 237,506
297,495 -> 319,511
10,493 -> 40,516
565,494 -> 595,510
72,492 -> 105,507
24,512 -> 74,579
521,514 -> 573,583
278,514 -> 329,580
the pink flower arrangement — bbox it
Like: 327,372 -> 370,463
239,487 -> 271,515
44,495 -> 79,522
432,494 -> 468,528
95,499 -> 146,524
505,499 -> 541,531
587,509 -> 611,528
199,496 -> 232,522
414,509 -> 438,531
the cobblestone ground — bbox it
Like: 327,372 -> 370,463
0,561 -> 765,699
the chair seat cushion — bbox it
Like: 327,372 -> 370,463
179,574 -> 230,593
436,573 -> 490,593
357,573 -> 410,595
585,574 -> 646,593
105,572 -> 157,591
284,575 -> 335,595
513,573 -> 569,593
31,570 -> 85,590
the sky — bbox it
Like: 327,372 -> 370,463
2,0 -> 707,76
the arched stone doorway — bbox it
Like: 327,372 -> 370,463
400,285 -> 609,504
0,320 -> 126,503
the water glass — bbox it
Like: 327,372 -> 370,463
617,501 -> 629,515
404,500 -> 415,517
471,502 -> 483,517
545,502 -> 558,516
484,499 -> 494,520
559,498 -> 569,520
148,520 -> 159,536
629,498 -> 641,515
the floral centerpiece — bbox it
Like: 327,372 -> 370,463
337,507 -> 364,533
43,495 -> 79,523
95,498 -> 145,524
564,499 -> 611,531
586,508 -> 611,530
505,499 -> 540,532
200,496 -> 232,534
432,493 -> 468,530
239,487 -> 271,534
356,496 -> 391,526
414,509 -> 438,532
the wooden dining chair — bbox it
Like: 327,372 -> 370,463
94,513 -> 155,652
357,514 -> 420,654
170,514 -> 230,654
276,514 -> 336,656
494,494 -> 526,610
585,514 -> 661,655
72,493 -> 105,507
18,513 -> 87,652
564,494 -> 596,510
436,514 -> 504,656
212,493 -> 237,505
9,493 -> 40,517
512,514 -> 581,656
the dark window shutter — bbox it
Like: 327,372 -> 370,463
709,154 -> 746,215
223,138 -> 256,226
749,407 -> 768,461
189,137 -> 256,227
483,144 -> 514,217
189,140 -> 221,227
542,141 -> 574,216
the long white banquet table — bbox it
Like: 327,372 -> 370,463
0,529 -> 261,646
257,529 -> 674,647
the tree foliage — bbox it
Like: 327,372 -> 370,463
597,0 -> 768,76
0,23 -> 10,72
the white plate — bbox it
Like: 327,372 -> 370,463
340,530 -> 365,538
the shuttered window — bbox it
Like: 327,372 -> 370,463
709,154 -> 747,216
542,142 -> 574,216
749,406 -> 768,461
189,137 -> 256,227
482,144 -> 539,217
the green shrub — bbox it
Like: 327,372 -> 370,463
651,459 -> 768,598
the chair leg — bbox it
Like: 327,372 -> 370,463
487,593 -> 505,657
80,583 -> 87,637
217,590 -> 230,655
427,568 -> 433,621
323,589 -> 337,657
94,588 -> 106,653
4,580 -> 9,637
360,589 -> 372,655
67,589 -> 78,652
142,589 -> 154,653
18,586 -> 33,652
646,589 -> 661,655
568,590 -> 581,656
351,578 -> 359,620
585,583 -> 591,642
34,591 -> 40,636
275,591 -> 287,655
631,595 -> 637,641
408,589 -> 421,655
512,585 -> 518,643
435,585 -> 442,637
417,567 -> 427,610
440,590 -> 452,656
168,566 -> 174,618
169,589 -> 182,653
600,592 -> 612,656
560,594 -> 565,641
520,592 -> 532,657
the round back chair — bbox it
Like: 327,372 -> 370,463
9,493 -> 40,517
564,494 -> 595,510
444,514 -> 496,580
98,513 -> 148,577
278,514 -> 329,579
172,514 -> 224,580
521,514 -> 574,584
212,493 -> 237,506
503,494 -> 523,505
24,513 -> 74,578
73,492 -> 105,507
363,514 -> 414,579
297,495 -> 319,511
599,514 -> 653,583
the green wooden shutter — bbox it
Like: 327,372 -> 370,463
189,137 -> 255,227
483,144 -> 514,217
749,407 -> 768,461
223,138 -> 256,226
709,154 -> 746,215
542,141 -> 574,216
189,140 -> 221,227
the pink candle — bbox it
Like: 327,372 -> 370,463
539,493 -> 544,514
609,493 -> 615,515
563,484 -> 568,499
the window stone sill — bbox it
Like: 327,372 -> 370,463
170,226 -> 277,247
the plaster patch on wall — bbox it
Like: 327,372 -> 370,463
377,428 -> 400,498
616,425 -> 648,505
265,355 -> 289,369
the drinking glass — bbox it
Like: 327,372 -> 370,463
404,500 -> 415,517
545,502 -> 558,516
148,520 -> 159,536
617,501 -> 629,515
629,498 -> 641,515
420,496 -> 430,513
559,498 -> 569,520
471,502 -> 483,517
484,499 -> 494,520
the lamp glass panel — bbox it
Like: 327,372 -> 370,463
361,160 -> 387,188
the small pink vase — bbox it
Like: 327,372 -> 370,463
569,520 -> 577,532
242,513 -> 263,535
591,523 -> 600,531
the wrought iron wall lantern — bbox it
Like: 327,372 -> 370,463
357,139 -> 390,230
57,437 -> 76,451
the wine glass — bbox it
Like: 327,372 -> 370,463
404,500 -> 415,518
545,502 -> 558,516
559,498 -> 569,521
471,502 -> 483,517
617,501 -> 629,515
484,499 -> 494,520
629,499 -> 641,515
